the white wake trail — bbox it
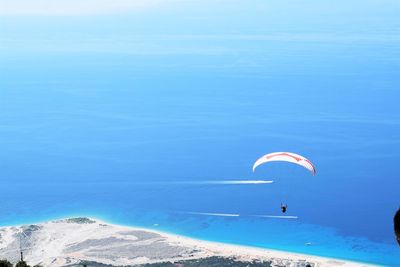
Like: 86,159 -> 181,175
185,212 -> 240,217
204,180 -> 273,185
180,180 -> 273,185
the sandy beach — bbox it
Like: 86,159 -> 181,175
0,217 -> 375,267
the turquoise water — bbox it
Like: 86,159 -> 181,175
0,182 -> 399,266
1,0 -> 400,266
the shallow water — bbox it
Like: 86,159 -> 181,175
0,181 -> 399,265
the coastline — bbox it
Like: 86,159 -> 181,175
0,217 -> 378,267
103,220 -> 378,267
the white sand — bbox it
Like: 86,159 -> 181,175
0,217 -> 376,267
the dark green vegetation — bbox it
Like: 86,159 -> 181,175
15,261 -> 29,267
68,257 -> 274,267
2,257 -> 313,267
0,259 -> 13,267
139,257 -> 273,267
395,208 -> 400,246
0,260 -> 42,267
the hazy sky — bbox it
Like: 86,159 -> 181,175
1,0 -> 399,57
1,0 -> 399,14
0,0 -> 168,15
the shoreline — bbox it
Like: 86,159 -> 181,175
0,216 -> 378,267
100,218 -> 378,267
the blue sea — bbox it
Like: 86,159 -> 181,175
0,1 -> 399,266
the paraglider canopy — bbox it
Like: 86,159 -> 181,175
253,152 -> 316,175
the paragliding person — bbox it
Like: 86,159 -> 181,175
395,208 -> 400,246
281,203 -> 288,213
253,152 -> 316,214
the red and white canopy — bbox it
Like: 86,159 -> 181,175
252,152 -> 316,175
